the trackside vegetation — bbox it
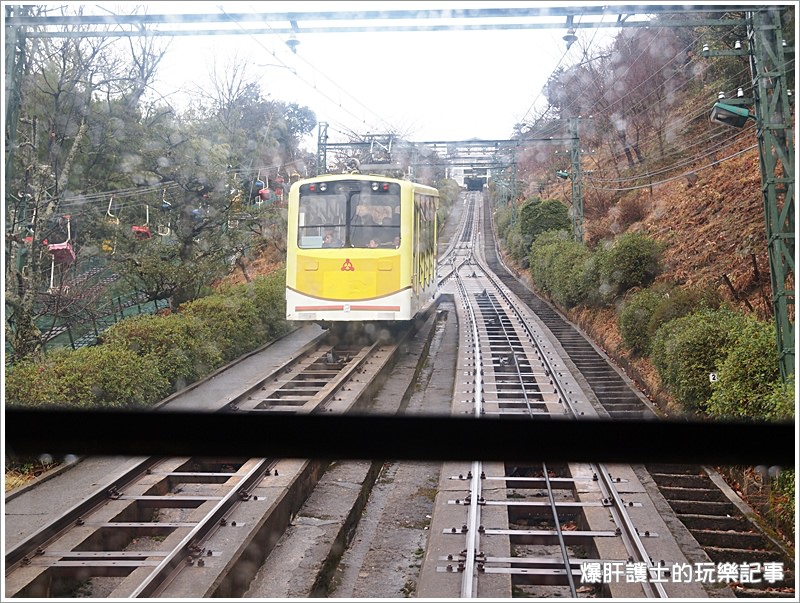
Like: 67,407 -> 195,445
494,200 -> 794,541
5,270 -> 289,409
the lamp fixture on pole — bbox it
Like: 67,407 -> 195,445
710,101 -> 753,128
286,33 -> 300,53
563,15 -> 578,50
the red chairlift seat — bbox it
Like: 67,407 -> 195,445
132,225 -> 152,239
48,241 -> 75,265
132,204 -> 152,239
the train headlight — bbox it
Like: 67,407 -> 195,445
319,183 -> 328,191
371,182 -> 380,191
371,182 -> 389,192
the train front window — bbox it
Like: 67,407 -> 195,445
297,193 -> 347,248
298,182 -> 401,249
351,192 -> 401,248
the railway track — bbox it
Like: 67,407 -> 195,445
416,194 -> 694,598
4,329 -> 435,598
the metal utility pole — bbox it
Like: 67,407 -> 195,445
510,149 -> 518,204
568,118 -> 585,242
748,7 -> 795,380
316,122 -> 328,175
5,5 -> 27,197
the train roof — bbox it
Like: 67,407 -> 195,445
291,172 -> 439,193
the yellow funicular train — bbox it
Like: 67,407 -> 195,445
286,173 -> 439,337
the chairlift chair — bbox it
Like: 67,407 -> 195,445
103,196 -> 119,253
160,188 -> 172,211
157,189 -> 172,236
132,204 -> 152,239
48,215 -> 75,265
106,196 -> 120,225
48,215 -> 75,294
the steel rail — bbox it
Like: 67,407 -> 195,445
478,288 -> 536,417
129,458 -> 277,597
4,457 -> 160,570
454,267 -> 483,599
594,462 -> 670,598
471,233 -> 580,595
472,259 -> 579,417
231,342 -> 376,413
131,338 -> 392,596
4,332 -> 328,575
541,462 -> 579,596
5,333 -> 388,598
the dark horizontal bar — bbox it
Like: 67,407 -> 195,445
4,409 -> 794,466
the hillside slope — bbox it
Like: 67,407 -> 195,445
533,135 -> 774,413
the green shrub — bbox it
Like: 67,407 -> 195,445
619,288 -> 664,355
505,223 -> 529,266
102,313 -> 223,391
650,307 -> 748,414
494,206 -> 512,242
580,246 -> 612,307
706,317 -> 781,420
763,376 -> 795,421
181,271 -> 288,361
181,293 -> 262,361
503,198 -> 571,267
5,353 -> 65,407
242,270 -> 289,339
619,284 -> 721,356
648,285 -> 721,333
519,198 -> 570,243
529,230 -> 572,296
547,239 -> 591,308
5,271 -> 290,412
597,233 -> 662,299
5,346 -> 169,409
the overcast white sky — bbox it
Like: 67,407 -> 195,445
29,2 -> 692,147
145,1 -> 626,145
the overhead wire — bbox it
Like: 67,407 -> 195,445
528,20 -> 766,190
586,124 -> 756,184
214,4 -> 402,139
585,143 -> 758,192
581,58 -> 756,159
536,20 -> 737,140
534,24 -> 708,139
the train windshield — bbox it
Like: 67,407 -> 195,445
298,182 -> 401,249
